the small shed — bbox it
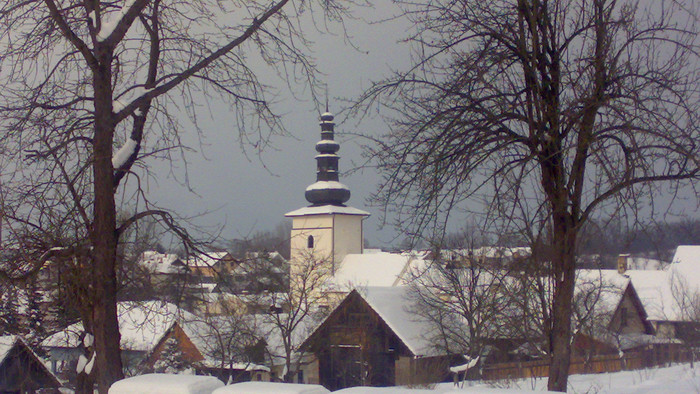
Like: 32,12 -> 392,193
301,287 -> 461,391
0,335 -> 61,393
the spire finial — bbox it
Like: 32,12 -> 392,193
304,106 -> 350,206
325,87 -> 329,113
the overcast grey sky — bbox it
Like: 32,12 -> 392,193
141,3 -> 413,247
140,2 -> 699,250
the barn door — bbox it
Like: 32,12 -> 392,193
329,345 -> 367,390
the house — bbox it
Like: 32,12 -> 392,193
301,286 -> 463,391
0,335 -> 61,393
188,252 -> 239,280
43,301 -> 194,380
623,245 -> 700,342
42,301 -> 270,385
139,251 -> 189,280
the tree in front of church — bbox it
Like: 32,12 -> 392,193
353,0 -> 699,390
0,0 -> 352,391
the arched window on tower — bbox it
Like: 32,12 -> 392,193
307,235 -> 314,249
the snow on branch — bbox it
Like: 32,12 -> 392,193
112,138 -> 138,169
97,0 -> 138,42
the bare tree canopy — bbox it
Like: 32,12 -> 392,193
353,0 -> 699,390
0,0 -> 351,391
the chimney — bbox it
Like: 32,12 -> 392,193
617,254 -> 630,274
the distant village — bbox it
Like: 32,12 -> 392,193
1,112 -> 700,393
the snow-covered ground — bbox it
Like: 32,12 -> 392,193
435,362 -> 700,393
334,363 -> 700,393
106,363 -> 700,393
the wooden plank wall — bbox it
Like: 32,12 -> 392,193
481,345 -> 691,381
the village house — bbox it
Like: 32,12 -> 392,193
621,245 -> 700,342
42,301 -> 269,385
0,335 -> 61,393
301,286 -> 464,390
188,251 -> 239,281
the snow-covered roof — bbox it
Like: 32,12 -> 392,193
438,247 -> 531,260
575,270 -> 630,307
671,245 -> 700,265
358,286 -> 450,357
188,252 -> 233,268
624,245 -> 700,322
329,251 -> 427,289
43,301 -> 196,352
140,251 -> 186,274
212,382 -> 329,394
625,256 -> 667,271
284,205 -> 369,217
625,270 -> 675,321
109,373 -> 224,394
0,335 -> 18,364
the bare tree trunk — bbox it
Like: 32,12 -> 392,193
91,57 -> 124,393
548,234 -> 576,391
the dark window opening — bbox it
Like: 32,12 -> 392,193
308,235 -> 314,248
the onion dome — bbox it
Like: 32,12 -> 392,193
305,111 -> 351,206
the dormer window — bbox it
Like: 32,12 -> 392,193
307,235 -> 314,249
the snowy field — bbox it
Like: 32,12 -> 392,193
432,362 -> 700,393
107,363 -> 700,393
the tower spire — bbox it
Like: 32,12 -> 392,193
304,109 -> 351,206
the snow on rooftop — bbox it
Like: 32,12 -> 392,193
285,205 -> 369,217
140,251 -> 185,274
305,181 -> 349,192
330,252 -> 427,289
43,301 -> 195,352
671,245 -> 700,265
188,252 -> 232,268
624,246 -> 700,322
0,335 -> 18,364
359,286 -> 450,357
109,373 -> 224,394
315,140 -> 339,148
212,382 -> 329,394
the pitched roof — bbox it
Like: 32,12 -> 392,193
43,301 -> 196,352
0,335 -> 61,388
188,252 -> 234,268
140,251 -> 187,274
305,286 -> 454,358
625,245 -> 700,322
329,251 -> 427,289
0,335 -> 18,364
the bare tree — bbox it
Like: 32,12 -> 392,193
0,0 -> 351,391
261,250 -> 331,382
353,0 -> 699,390
409,245 -> 513,364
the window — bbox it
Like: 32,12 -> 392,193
297,370 -> 304,383
307,235 -> 314,248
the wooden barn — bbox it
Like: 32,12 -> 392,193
301,287 -> 462,391
0,335 -> 61,393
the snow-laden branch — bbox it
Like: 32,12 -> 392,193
112,138 -> 138,168
97,0 -> 139,42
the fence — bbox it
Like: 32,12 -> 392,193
481,344 -> 692,381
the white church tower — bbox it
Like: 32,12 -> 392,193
285,111 -> 369,273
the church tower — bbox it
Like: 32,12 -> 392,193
285,111 -> 369,272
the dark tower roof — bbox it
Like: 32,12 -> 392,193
304,111 -> 351,206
